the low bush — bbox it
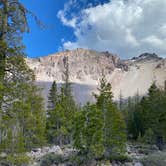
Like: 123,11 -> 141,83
0,154 -> 30,166
109,154 -> 131,163
68,154 -> 91,166
40,153 -> 64,166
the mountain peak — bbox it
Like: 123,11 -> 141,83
131,53 -> 162,62
26,49 -> 166,105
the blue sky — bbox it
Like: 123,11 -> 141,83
21,0 -> 166,58
21,0 -> 109,58
21,0 -> 74,58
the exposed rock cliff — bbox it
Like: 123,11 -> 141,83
26,49 -> 166,104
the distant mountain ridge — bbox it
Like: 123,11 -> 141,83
131,53 -> 163,62
26,48 -> 166,105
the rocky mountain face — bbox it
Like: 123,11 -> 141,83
26,48 -> 166,105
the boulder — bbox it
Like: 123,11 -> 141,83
42,146 -> 50,153
49,145 -> 63,155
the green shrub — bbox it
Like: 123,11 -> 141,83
1,154 -> 31,166
109,154 -> 131,163
142,128 -> 155,144
67,151 -> 100,166
68,154 -> 90,166
40,153 -> 64,166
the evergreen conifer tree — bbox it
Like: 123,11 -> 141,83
0,0 -> 30,109
46,56 -> 77,145
94,74 -> 126,158
126,82 -> 166,149
73,74 -> 126,160
47,81 -> 58,111
119,90 -> 124,111
0,55 -> 46,153
61,56 -> 77,144
73,103 -> 104,158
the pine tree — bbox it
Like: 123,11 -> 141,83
47,81 -> 58,111
73,74 -> 126,159
46,56 -> 77,145
73,103 -> 104,158
0,55 -> 46,153
94,74 -> 126,158
46,81 -> 60,144
164,80 -> 166,93
134,90 -> 140,104
126,82 -> 166,149
106,104 -> 127,158
47,102 -> 68,145
0,0 -> 42,109
119,90 -> 124,111
0,2 -> 45,165
46,81 -> 67,145
61,56 -> 77,144
0,0 -> 29,108
142,82 -> 165,149
126,94 -> 144,140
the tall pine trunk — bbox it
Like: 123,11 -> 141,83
0,0 -> 8,145
0,0 -> 8,108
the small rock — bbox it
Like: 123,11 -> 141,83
151,144 -> 159,151
124,162 -> 133,166
49,145 -> 63,155
30,162 -> 40,166
42,146 -> 50,153
0,152 -> 7,158
134,162 -> 143,166
112,161 -> 119,166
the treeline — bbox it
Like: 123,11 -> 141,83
122,82 -> 166,150
46,63 -> 166,159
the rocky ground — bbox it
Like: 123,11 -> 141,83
26,143 -> 164,166
0,143 -> 165,165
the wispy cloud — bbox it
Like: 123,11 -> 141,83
58,0 -> 166,58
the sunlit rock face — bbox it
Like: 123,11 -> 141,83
26,48 -> 166,105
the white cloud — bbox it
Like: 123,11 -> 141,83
57,0 -> 78,28
58,10 -> 77,28
58,0 -> 166,58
